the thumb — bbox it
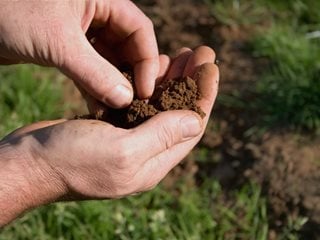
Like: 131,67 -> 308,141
128,110 -> 203,163
59,33 -> 133,109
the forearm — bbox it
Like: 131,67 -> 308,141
0,142 -> 31,226
0,138 -> 65,227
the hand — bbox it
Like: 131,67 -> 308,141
0,0 -> 159,108
0,46 -> 219,226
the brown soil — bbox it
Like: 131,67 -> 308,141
245,134 -> 320,231
63,0 -> 320,237
78,72 -> 205,128
136,0 -> 320,237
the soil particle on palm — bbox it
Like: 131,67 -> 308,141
79,73 -> 205,128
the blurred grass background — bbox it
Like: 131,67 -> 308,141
1,0 -> 320,239
212,0 -> 320,134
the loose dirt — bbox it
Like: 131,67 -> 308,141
77,72 -> 205,128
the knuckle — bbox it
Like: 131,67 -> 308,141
46,23 -> 75,67
157,124 -> 178,150
144,17 -> 154,29
114,152 -> 131,171
195,45 -> 216,59
113,138 -> 135,170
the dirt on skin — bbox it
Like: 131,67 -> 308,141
78,72 -> 205,128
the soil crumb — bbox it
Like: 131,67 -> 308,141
78,73 -> 205,128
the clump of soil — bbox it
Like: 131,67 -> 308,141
79,72 -> 205,128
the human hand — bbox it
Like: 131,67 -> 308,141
0,0 -> 159,108
0,46 -> 218,226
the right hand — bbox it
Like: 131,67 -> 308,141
0,0 -> 159,108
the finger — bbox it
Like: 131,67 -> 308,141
194,63 -> 220,122
165,48 -> 193,80
135,138 -> 196,192
126,110 -> 203,165
60,30 -> 133,109
156,54 -> 170,85
3,119 -> 67,141
183,46 -> 216,77
133,56 -> 159,99
175,47 -> 192,57
106,0 -> 159,99
135,63 -> 220,191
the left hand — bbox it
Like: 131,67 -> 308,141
0,46 -> 218,226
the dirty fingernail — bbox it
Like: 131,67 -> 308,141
104,85 -> 132,108
181,115 -> 202,139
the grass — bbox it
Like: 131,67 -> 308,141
205,0 -> 267,27
210,0 -> 320,133
0,1 -> 314,237
204,0 -> 318,237
252,24 -> 320,132
1,178 -> 269,239
207,0 -> 320,29
0,65 -> 273,239
0,65 -> 64,136
251,0 -> 320,133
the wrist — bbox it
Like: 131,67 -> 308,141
0,136 -> 66,226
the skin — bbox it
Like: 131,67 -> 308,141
0,0 -> 159,107
0,0 -> 219,227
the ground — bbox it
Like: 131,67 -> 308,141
136,0 -> 320,237
63,0 -> 320,237
1,0 -> 319,239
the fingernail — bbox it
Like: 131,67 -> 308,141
181,115 -> 202,139
105,85 -> 132,108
